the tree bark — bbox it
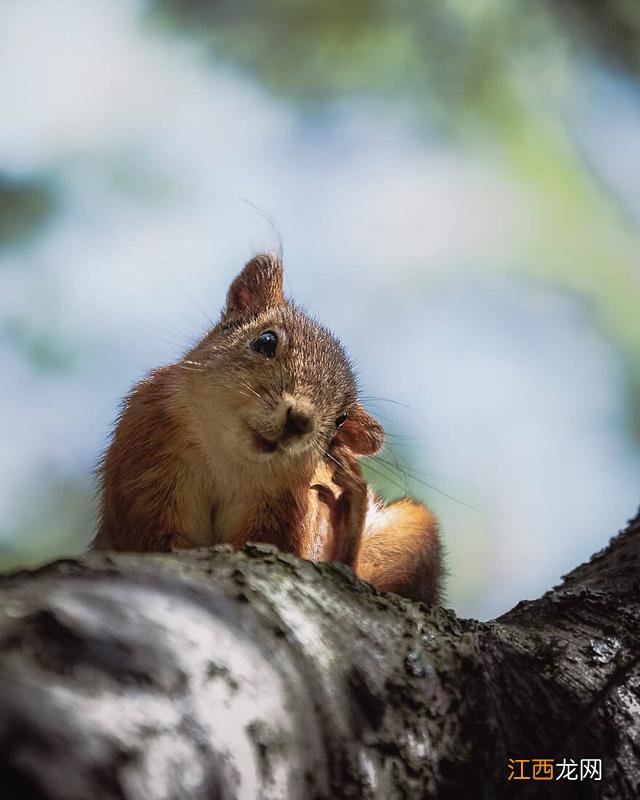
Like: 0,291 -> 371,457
0,510 -> 639,800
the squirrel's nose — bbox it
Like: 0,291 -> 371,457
284,405 -> 314,438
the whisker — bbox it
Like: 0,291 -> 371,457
381,431 -> 419,442
375,447 -> 469,485
367,453 -> 486,513
127,326 -> 185,351
360,395 -> 413,411
324,450 -> 341,469
379,443 -> 411,494
360,458 -> 413,496
219,386 -> 256,402
236,379 -> 262,400
170,275 -> 215,327
217,366 -> 265,402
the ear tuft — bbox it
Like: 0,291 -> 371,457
334,403 -> 384,456
223,253 -> 284,320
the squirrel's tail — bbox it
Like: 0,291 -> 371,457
356,497 -> 443,606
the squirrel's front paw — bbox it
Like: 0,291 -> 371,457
326,445 -> 368,567
327,445 -> 366,492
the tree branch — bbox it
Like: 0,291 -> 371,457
1,510 -> 639,799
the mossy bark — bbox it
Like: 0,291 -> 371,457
1,511 -> 639,799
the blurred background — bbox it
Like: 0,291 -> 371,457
1,0 -> 639,619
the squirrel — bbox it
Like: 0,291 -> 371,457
93,253 -> 443,605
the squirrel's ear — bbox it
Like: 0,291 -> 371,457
334,403 -> 384,456
223,253 -> 284,320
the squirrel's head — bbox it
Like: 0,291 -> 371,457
184,253 -> 384,477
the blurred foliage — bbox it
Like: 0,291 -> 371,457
148,0 -> 549,125
0,174 -> 57,248
553,0 -> 640,77
1,316 -> 78,373
146,0 -> 640,129
0,476 -> 92,572
147,0 -> 640,437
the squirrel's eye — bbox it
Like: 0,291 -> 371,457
335,412 -> 348,427
251,330 -> 278,358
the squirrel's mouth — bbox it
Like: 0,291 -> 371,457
247,421 -> 315,457
250,429 -> 279,454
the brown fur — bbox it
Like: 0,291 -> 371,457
357,497 -> 443,606
94,253 -> 443,605
94,367 -> 190,552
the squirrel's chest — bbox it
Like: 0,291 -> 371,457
180,464 -> 331,553
209,495 -> 260,546
176,485 -> 251,547
209,487 -> 312,551
172,451 -> 254,546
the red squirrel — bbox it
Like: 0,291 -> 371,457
93,254 -> 443,605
